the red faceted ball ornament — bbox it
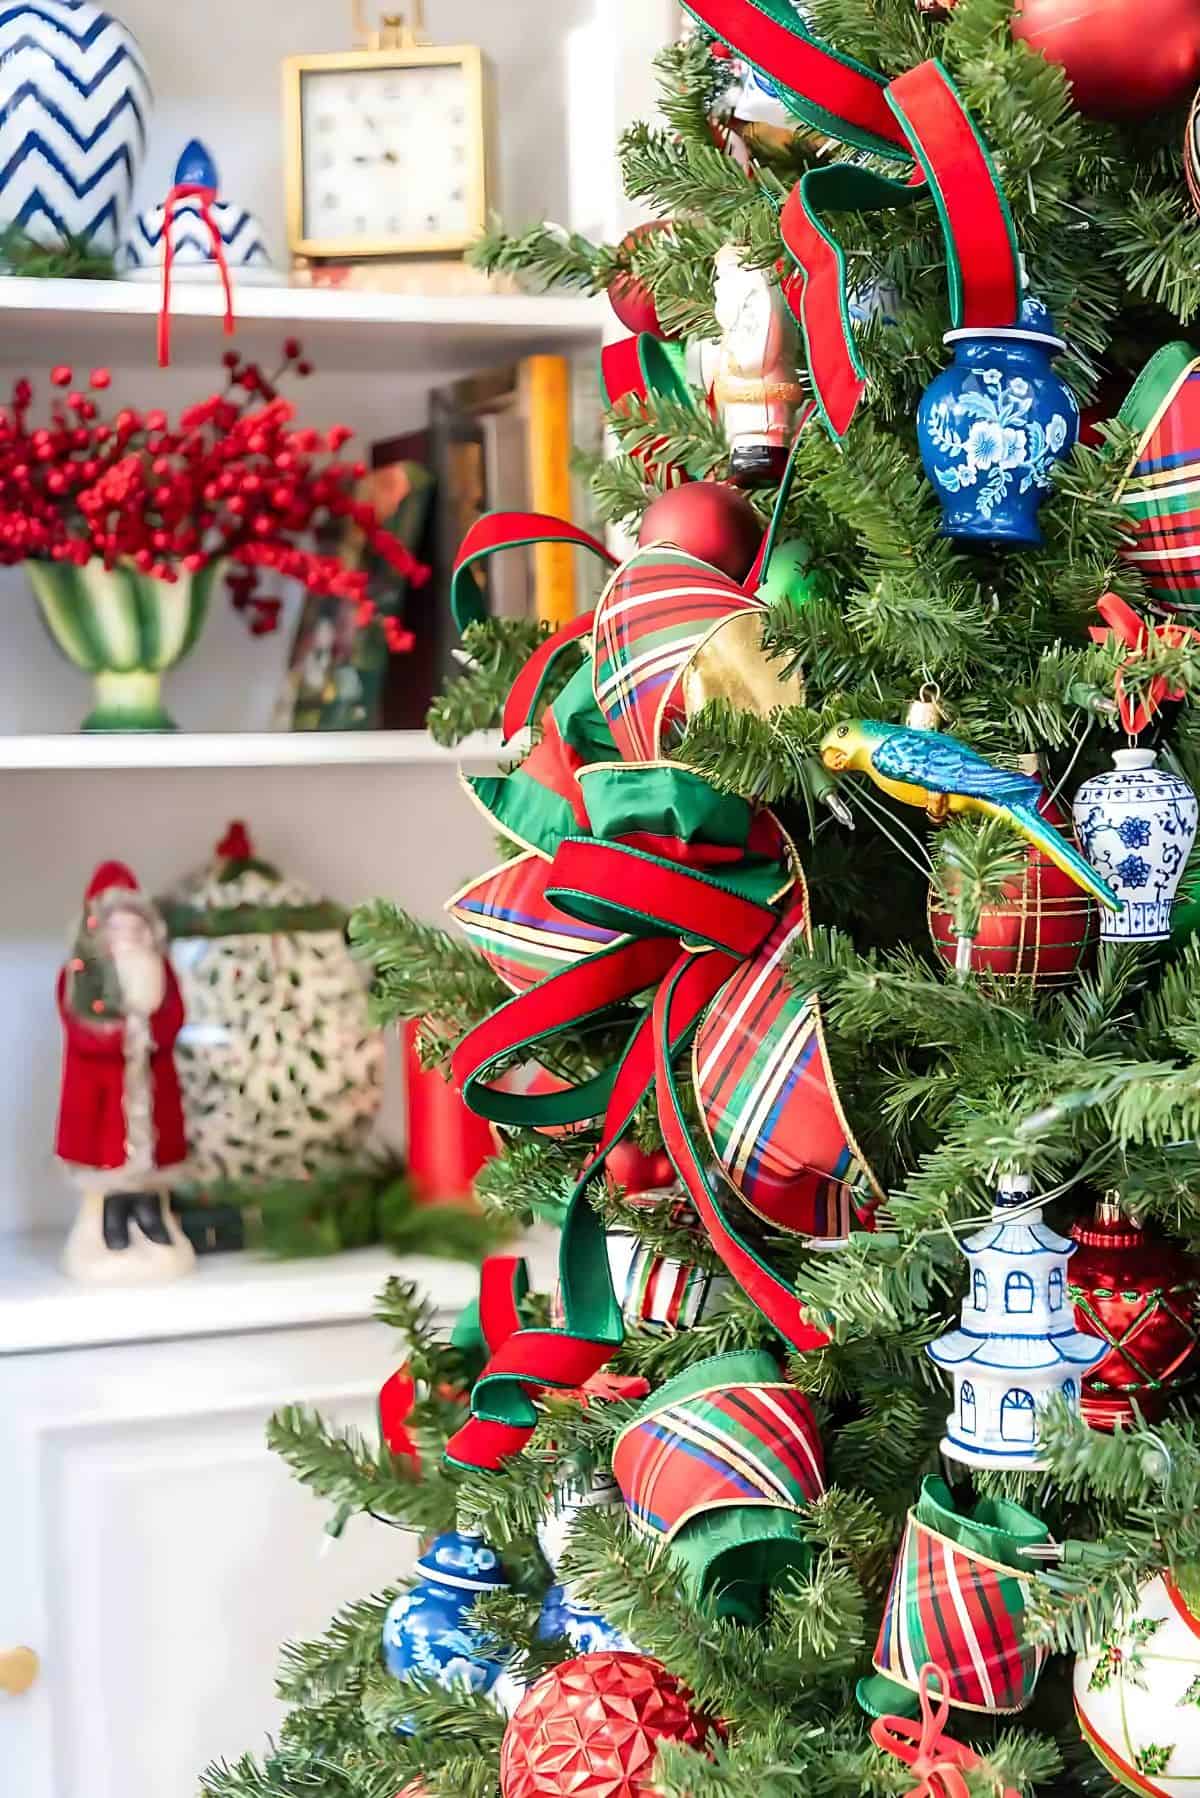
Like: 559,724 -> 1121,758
1069,1198 -> 1200,1429
608,223 -> 677,340
500,1653 -> 721,1798
929,789 -> 1098,988
639,482 -> 763,584
1012,0 -> 1200,118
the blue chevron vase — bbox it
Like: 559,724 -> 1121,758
0,0 -> 152,253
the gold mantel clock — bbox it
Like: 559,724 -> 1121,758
283,3 -> 490,262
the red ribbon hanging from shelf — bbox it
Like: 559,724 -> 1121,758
157,182 -> 236,369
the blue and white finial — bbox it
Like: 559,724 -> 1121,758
116,140 -> 280,285
173,138 -> 219,190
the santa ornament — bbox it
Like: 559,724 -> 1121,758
55,861 -> 195,1284
711,245 -> 805,487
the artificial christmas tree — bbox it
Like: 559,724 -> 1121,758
203,8 -> 1200,1798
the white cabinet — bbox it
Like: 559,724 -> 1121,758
0,1245 -> 487,1798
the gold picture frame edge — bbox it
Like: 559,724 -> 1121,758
282,43 -> 490,262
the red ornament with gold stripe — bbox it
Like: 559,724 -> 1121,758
1068,1196 -> 1200,1430
929,773 -> 1098,988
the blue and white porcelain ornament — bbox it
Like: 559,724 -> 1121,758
116,139 -> 280,283
1072,748 -> 1200,943
380,1529 -> 508,1732
927,1172 -> 1105,1471
0,0 -> 151,252
917,296 -> 1080,546
536,1582 -> 638,1655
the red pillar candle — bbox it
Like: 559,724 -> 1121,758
403,1019 -> 494,1204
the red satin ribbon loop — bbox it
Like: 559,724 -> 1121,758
870,1664 -> 1020,1798
548,838 -> 778,958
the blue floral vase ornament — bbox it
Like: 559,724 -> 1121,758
536,1582 -> 638,1655
0,0 -> 152,252
917,297 -> 1079,546
1072,748 -> 1199,942
380,1529 -> 508,1733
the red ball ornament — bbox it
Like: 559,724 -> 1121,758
928,788 -> 1098,988
1012,0 -> 1200,118
605,1139 -> 676,1197
1069,1197 -> 1200,1429
639,482 -> 762,584
500,1654 -> 720,1798
607,222 -> 677,340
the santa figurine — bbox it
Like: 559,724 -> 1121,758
55,861 -> 195,1283
711,244 -> 806,488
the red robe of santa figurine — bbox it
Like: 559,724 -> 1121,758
55,861 -> 195,1283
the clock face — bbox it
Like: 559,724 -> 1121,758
296,57 -> 482,251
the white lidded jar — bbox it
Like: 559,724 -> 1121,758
1072,748 -> 1198,941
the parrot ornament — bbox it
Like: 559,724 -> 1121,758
819,720 -> 1121,913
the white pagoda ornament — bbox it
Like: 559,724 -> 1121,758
927,1173 -> 1105,1470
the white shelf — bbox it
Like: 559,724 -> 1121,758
0,728 -> 505,771
0,277 -> 607,372
0,1226 -> 560,1354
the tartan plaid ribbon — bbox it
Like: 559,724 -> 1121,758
439,522 -> 884,1473
609,1350 -> 824,1620
681,1 -> 1022,437
861,1478 -> 1050,1719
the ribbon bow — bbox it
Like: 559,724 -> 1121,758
681,0 -> 1023,437
871,1664 -> 1021,1798
439,507 -> 883,1473
157,181 -> 236,368
1089,590 -> 1200,735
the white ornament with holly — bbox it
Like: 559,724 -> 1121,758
1075,1572 -> 1200,1796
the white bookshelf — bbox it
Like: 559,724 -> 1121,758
0,729 -> 506,772
0,278 -> 607,373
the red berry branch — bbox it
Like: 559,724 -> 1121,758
0,343 -> 427,641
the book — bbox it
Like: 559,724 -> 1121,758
521,354 -> 576,625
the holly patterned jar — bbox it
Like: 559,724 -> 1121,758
1075,1573 -> 1200,1796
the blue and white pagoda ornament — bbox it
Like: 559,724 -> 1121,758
380,1529 -> 508,1733
117,139 -> 279,283
927,1172 -> 1105,1470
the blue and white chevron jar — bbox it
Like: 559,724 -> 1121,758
0,0 -> 151,252
1072,748 -> 1199,942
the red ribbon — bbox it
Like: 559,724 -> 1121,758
682,1 -> 1021,437
871,1664 -> 1021,1798
157,182 -> 236,369
1089,590 -> 1199,735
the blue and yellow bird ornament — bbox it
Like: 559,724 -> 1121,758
819,719 -> 1121,913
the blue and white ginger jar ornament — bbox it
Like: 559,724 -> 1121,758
927,1172 -> 1105,1471
117,139 -> 279,283
917,296 -> 1079,546
381,1529 -> 508,1733
1072,747 -> 1199,942
536,1582 -> 638,1655
0,0 -> 151,252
